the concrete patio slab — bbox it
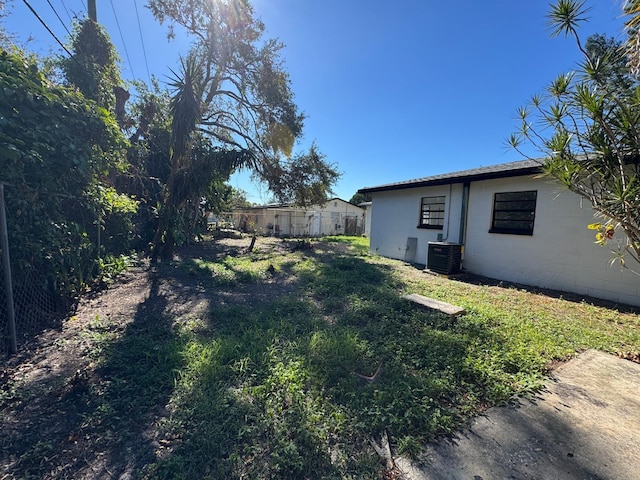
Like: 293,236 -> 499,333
398,350 -> 640,480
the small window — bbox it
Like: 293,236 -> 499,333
418,196 -> 445,229
490,190 -> 537,235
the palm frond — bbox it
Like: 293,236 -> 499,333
547,0 -> 591,39
168,54 -> 204,160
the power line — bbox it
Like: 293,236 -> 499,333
21,0 -> 75,58
55,0 -> 73,25
108,0 -> 136,80
46,0 -> 71,36
133,0 -> 151,83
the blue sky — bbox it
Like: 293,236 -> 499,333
5,0 -> 628,203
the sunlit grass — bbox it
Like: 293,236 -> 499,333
324,235 -> 370,255
186,246 -> 304,286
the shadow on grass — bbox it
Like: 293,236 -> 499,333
0,239 -> 516,479
444,270 -> 640,313
144,246 -> 511,479
0,271 -> 188,479
397,255 -> 638,313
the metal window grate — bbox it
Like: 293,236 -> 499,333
419,196 -> 445,228
490,190 -> 537,235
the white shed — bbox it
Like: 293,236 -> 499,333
232,198 -> 365,237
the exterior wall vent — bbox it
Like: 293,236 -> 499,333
427,242 -> 462,275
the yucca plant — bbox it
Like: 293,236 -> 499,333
509,0 -> 640,273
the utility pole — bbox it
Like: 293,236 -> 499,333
0,183 -> 17,355
88,0 -> 96,21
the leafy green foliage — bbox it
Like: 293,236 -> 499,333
263,142 -> 341,207
623,0 -> 640,75
546,0 -> 591,38
118,85 -> 172,246
0,0 -> 11,48
510,2 -> 640,271
148,0 -> 305,156
119,82 -> 246,251
0,49 -> 132,299
216,186 -> 252,211
349,191 -> 372,205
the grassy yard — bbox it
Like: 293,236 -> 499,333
141,236 -> 639,478
3,235 -> 638,479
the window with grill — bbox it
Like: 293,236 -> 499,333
418,196 -> 445,229
490,190 -> 537,235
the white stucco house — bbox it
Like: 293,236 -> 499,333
231,198 -> 365,237
358,159 -> 640,307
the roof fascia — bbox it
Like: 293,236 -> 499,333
358,166 -> 542,194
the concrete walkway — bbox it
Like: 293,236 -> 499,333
398,350 -> 640,480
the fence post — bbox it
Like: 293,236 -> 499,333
0,182 -> 17,354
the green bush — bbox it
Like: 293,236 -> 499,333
0,49 -> 133,302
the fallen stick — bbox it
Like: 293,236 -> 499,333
354,362 -> 383,382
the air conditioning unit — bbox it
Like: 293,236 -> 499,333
427,242 -> 462,275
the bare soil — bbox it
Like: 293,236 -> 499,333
0,236 -> 308,479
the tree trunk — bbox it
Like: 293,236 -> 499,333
151,172 -> 179,262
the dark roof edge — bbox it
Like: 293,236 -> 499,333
358,163 -> 542,194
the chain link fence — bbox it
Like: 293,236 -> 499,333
230,207 -> 365,237
0,185 -> 69,360
0,265 -> 63,359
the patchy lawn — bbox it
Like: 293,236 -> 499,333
1,235 -> 638,479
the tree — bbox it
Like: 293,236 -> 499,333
264,142 -> 340,206
147,0 -> 339,258
224,187 -> 252,209
624,0 -> 640,75
583,34 -> 634,93
349,191 -> 372,205
119,79 -> 262,250
509,0 -> 640,273
0,0 -> 12,48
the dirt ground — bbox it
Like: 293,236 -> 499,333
0,236 -> 309,479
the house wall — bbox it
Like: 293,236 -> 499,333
232,208 -> 312,236
314,199 -> 365,236
273,208 -> 310,236
463,176 -> 640,306
370,184 -> 464,264
369,174 -> 640,307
